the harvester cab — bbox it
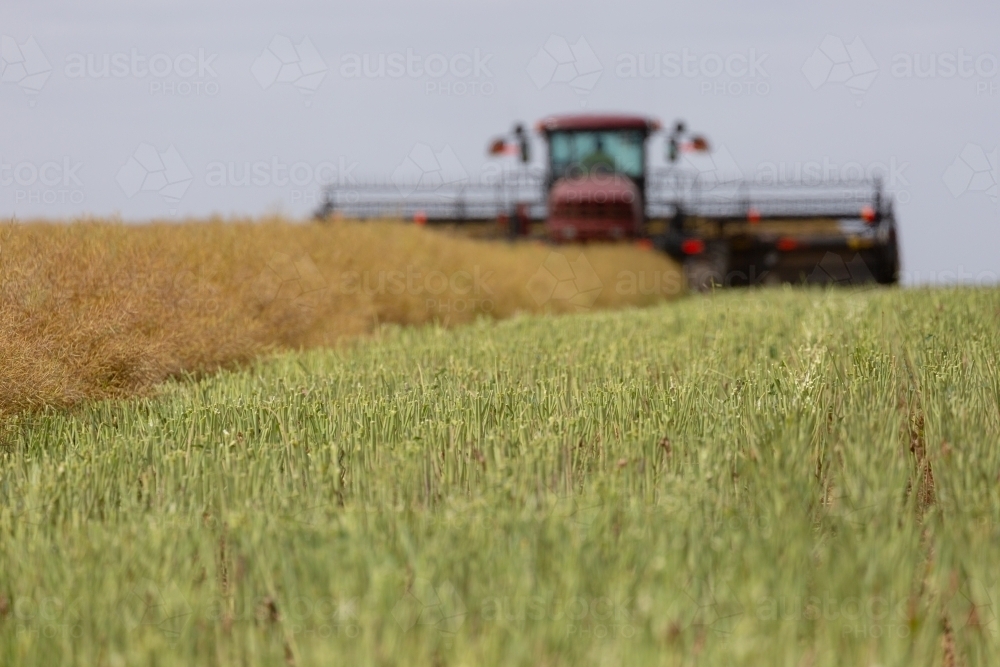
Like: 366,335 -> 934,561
535,114 -> 659,243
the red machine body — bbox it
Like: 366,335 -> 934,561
536,114 -> 659,243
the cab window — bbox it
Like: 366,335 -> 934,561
549,130 -> 645,180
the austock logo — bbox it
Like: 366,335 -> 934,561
338,48 -> 495,96
756,577 -> 996,640
752,157 -> 909,186
543,492 -> 608,528
251,252 -> 327,315
392,144 -> 468,197
1,156 -> 85,206
802,35 -> 879,105
0,35 -> 52,100
278,596 -> 360,638
943,143 -> 998,203
752,157 -> 911,204
677,576 -> 745,638
527,35 -> 603,94
204,157 -> 358,188
481,593 -> 636,638
803,38 -> 996,101
615,47 -> 770,97
891,49 -> 999,96
891,49 -> 998,80
526,252 -> 604,310
808,253 -> 877,286
336,263 -> 496,318
252,35 -> 328,95
392,580 -> 467,635
64,47 -> 220,97
116,143 -> 193,204
204,156 -> 359,209
682,143 -> 743,194
614,267 -> 684,297
118,577 -> 193,642
9,595 -> 83,640
681,251 -> 888,292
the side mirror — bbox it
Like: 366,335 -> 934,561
488,138 -> 509,156
689,136 -> 710,152
488,123 -> 531,163
514,123 -> 530,164
666,119 -> 711,163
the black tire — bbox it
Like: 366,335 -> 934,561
684,244 -> 728,292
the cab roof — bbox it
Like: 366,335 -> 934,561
536,114 -> 661,133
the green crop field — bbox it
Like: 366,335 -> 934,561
2,287 -> 999,666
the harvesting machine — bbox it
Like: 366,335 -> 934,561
315,113 -> 900,288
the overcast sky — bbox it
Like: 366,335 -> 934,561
2,0 -> 998,283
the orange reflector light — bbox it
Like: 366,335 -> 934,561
681,238 -> 705,255
414,211 -> 428,226
776,237 -> 799,252
636,238 -> 654,250
747,207 -> 761,224
861,205 -> 876,223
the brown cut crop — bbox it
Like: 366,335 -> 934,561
0,218 -> 682,418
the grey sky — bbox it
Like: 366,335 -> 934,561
2,0 -> 998,283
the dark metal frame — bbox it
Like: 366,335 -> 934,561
315,169 -> 892,226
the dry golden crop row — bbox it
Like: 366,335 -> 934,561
0,218 -> 682,418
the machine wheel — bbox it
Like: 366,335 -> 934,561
876,238 -> 901,285
684,244 -> 729,292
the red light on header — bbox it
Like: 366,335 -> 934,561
747,208 -> 761,223
861,205 -> 876,223
776,237 -> 799,252
414,211 -> 428,226
681,239 -> 705,255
